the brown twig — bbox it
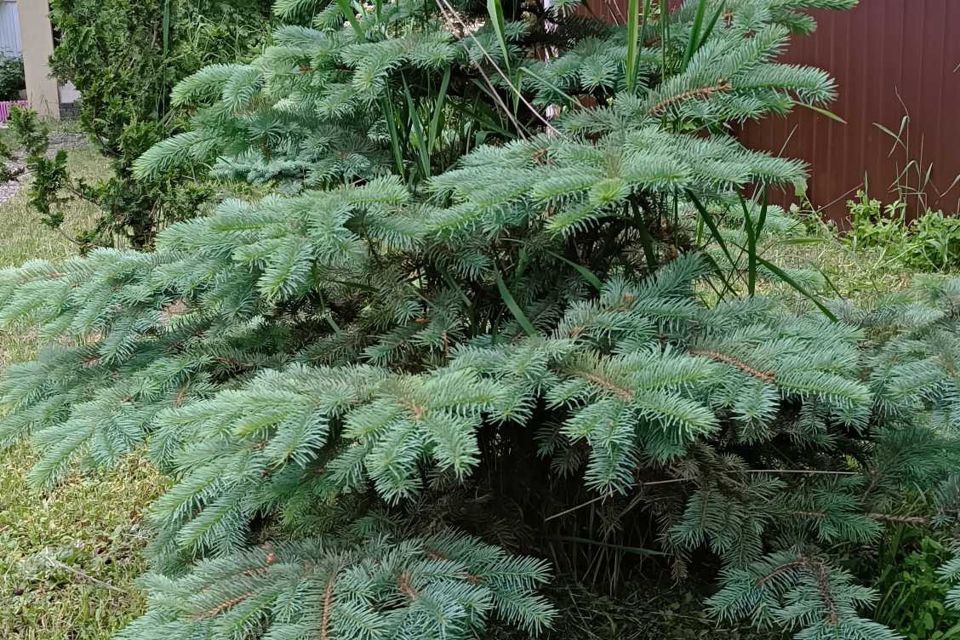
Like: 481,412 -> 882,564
650,81 -> 733,115
194,592 -> 253,620
690,349 -> 774,383
796,510 -> 930,526
811,560 -> 838,625
320,577 -> 336,640
577,370 -> 635,401
756,558 -> 806,588
399,398 -> 427,420
398,571 -> 419,600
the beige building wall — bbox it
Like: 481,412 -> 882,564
16,0 -> 58,120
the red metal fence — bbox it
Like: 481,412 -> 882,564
740,0 -> 960,221
0,100 -> 27,123
582,0 -> 960,221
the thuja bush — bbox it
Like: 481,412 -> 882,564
5,0 -> 960,638
14,0 -> 273,249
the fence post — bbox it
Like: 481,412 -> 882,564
15,0 -> 59,120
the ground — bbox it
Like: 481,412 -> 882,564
0,138 -> 164,640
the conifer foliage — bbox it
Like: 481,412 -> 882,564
7,0 -> 960,638
17,0 -> 273,248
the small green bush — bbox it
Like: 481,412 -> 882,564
11,0 -> 274,249
0,55 -> 24,101
844,190 -> 960,271
871,530 -> 960,640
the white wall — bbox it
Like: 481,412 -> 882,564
59,81 -> 79,104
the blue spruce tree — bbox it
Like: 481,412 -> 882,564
4,1 -> 959,638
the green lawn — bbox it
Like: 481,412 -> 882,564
0,142 -> 164,639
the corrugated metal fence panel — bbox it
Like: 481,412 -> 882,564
0,0 -> 20,57
579,0 -> 960,221
739,1 -> 960,221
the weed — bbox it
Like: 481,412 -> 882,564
873,531 -> 960,640
843,190 -> 960,272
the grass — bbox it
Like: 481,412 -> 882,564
742,209 -> 928,309
0,146 -> 104,270
693,207 -> 926,314
0,448 -> 165,639
765,225 -> 919,305
0,135 -> 165,639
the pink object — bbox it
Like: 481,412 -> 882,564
0,100 -> 28,123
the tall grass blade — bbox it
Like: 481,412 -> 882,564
520,66 -> 578,107
544,250 -> 603,291
741,198 -> 757,296
625,0 -> 641,92
740,190 -> 768,297
496,272 -> 538,336
548,535 -> 670,557
796,102 -> 847,124
336,0 -> 363,36
686,189 -> 736,270
697,2 -> 725,53
381,97 -> 405,177
757,255 -> 837,321
660,0 -> 669,73
640,0 -> 652,47
682,0 -> 709,70
402,77 -> 431,179
162,0 -> 171,57
817,266 -> 845,301
701,252 -> 737,298
427,66 -> 452,156
160,0 -> 172,114
874,116 -> 909,156
486,0 -> 511,74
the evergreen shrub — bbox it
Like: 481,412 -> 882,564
6,1 -> 960,638
12,0 -> 274,248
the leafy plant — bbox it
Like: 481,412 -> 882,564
0,55 -> 24,101
12,0 -> 274,249
847,190 -> 907,252
909,211 -> 960,271
872,530 -> 960,640
12,1 -> 960,640
843,190 -> 960,271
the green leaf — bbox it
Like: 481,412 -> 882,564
740,190 -> 768,297
795,101 -> 848,124
336,0 -> 363,36
381,96 -> 406,177
402,75 -> 432,179
700,251 -> 736,297
696,2 -> 726,60
486,0 -> 511,74
686,189 -> 736,270
496,272 -> 538,336
756,254 -> 837,321
544,250 -> 603,291
682,0 -> 709,70
519,66 -> 578,107
626,0 -> 652,93
427,66 -> 452,156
